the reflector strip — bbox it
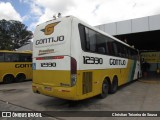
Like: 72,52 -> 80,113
36,56 -> 64,60
53,56 -> 64,59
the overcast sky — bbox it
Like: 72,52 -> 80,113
0,0 -> 160,31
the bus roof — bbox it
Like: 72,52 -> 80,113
0,50 -> 32,54
36,15 -> 138,51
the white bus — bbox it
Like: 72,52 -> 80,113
32,16 -> 141,100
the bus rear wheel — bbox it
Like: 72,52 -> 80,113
3,75 -> 14,84
99,79 -> 109,98
109,77 -> 118,94
16,74 -> 26,82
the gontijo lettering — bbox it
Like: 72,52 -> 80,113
15,64 -> 32,68
35,36 -> 64,45
110,58 -> 126,65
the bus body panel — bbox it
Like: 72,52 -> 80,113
33,70 -> 70,86
32,61 -> 138,101
9,62 -> 32,78
0,51 -> 32,83
33,17 -> 72,87
32,58 -> 139,101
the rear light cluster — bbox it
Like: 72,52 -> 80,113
71,57 -> 77,86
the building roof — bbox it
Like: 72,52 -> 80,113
95,14 -> 160,35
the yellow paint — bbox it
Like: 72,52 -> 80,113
0,51 -> 32,83
0,62 -> 32,82
32,59 -> 135,100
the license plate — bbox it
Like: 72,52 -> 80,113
44,86 -> 52,91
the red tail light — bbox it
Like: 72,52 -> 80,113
71,57 -> 77,86
71,57 -> 77,74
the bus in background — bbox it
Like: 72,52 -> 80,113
32,16 -> 141,100
0,50 -> 32,83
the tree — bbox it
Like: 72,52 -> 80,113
0,19 -> 33,50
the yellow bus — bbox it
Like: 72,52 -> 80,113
0,50 -> 32,83
32,16 -> 141,100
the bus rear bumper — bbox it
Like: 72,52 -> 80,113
32,83 -> 78,100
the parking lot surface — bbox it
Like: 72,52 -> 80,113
0,78 -> 160,120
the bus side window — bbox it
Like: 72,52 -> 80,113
96,33 -> 106,54
5,53 -> 11,62
19,54 -> 32,62
98,47 -> 106,54
25,54 -> 32,62
79,25 -> 87,51
78,24 -> 97,53
117,43 -> 122,57
128,49 -> 131,59
84,27 -> 90,51
121,45 -> 126,58
86,28 -> 97,52
113,42 -> 118,56
106,38 -> 115,56
124,47 -> 128,58
12,54 -> 19,62
107,42 -> 112,55
0,53 -> 4,62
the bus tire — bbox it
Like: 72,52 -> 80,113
109,76 -> 118,94
16,73 -> 26,82
3,75 -> 14,84
99,78 -> 109,98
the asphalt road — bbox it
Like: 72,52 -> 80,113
0,78 -> 160,120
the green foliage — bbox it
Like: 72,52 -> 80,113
0,19 -> 33,50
